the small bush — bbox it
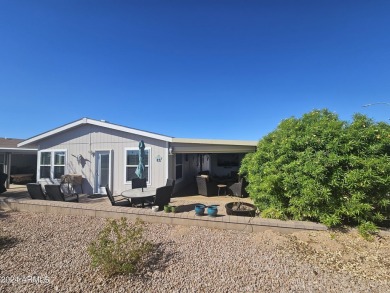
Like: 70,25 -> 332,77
358,221 -> 378,241
88,218 -> 152,277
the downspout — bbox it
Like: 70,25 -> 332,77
165,142 -> 169,181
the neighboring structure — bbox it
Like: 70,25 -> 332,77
0,138 -> 37,188
18,118 -> 257,195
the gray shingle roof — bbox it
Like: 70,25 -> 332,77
0,138 -> 25,148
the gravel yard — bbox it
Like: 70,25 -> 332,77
0,211 -> 389,293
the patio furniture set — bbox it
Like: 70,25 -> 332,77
26,178 -> 176,211
106,178 -> 175,210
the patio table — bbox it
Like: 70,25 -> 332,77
121,188 -> 156,208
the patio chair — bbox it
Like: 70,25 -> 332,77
26,183 -> 47,200
0,172 -> 7,194
166,179 -> 176,196
132,178 -> 147,191
105,185 -> 132,207
144,185 -> 173,209
166,179 -> 175,188
45,184 -> 79,202
228,178 -> 249,198
196,176 -> 219,196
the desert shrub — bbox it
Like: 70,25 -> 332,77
358,221 -> 378,241
88,218 -> 152,276
240,109 -> 390,234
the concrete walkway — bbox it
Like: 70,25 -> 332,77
0,184 -> 327,233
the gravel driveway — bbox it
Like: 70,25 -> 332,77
0,211 -> 388,293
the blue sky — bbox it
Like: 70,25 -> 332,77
1,1 -> 389,141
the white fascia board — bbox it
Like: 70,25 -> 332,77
172,145 -> 257,154
0,147 -> 38,151
18,118 -> 87,147
172,138 -> 258,146
87,119 -> 173,142
18,117 -> 173,147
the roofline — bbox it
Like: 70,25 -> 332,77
0,147 -> 38,151
172,138 -> 258,146
18,118 -> 174,147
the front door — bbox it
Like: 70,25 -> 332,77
95,151 -> 111,194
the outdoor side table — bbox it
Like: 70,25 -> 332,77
217,184 -> 227,196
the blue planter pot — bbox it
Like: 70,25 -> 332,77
207,205 -> 218,217
195,204 -> 206,216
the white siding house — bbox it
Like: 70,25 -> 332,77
18,118 -> 257,195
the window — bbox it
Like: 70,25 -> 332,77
38,150 -> 66,180
125,148 -> 150,183
176,154 -> 183,180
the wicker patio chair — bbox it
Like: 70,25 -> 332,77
45,185 -> 79,202
105,185 -> 132,207
0,172 -> 7,194
196,176 -> 219,196
228,178 -> 249,198
26,183 -> 47,200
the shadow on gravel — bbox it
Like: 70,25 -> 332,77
0,235 -> 19,251
0,211 -> 10,219
139,241 -> 178,280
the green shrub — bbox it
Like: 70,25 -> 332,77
261,207 -> 287,220
358,221 -> 378,241
240,109 -> 390,236
88,218 -> 152,276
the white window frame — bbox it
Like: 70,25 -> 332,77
124,147 -> 151,185
175,154 -> 183,182
38,149 -> 67,180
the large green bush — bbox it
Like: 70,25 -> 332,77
241,109 -> 390,229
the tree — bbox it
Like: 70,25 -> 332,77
240,109 -> 390,230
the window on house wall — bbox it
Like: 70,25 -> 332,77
38,150 -> 66,179
176,154 -> 183,180
125,148 -> 150,183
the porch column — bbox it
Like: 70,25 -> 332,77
5,152 -> 11,189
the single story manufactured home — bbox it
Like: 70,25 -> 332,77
18,118 -> 257,195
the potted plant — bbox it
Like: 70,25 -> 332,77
225,202 -> 256,217
164,205 -> 172,213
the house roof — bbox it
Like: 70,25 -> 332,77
0,138 -> 37,152
17,118 -> 258,150
18,118 -> 173,147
